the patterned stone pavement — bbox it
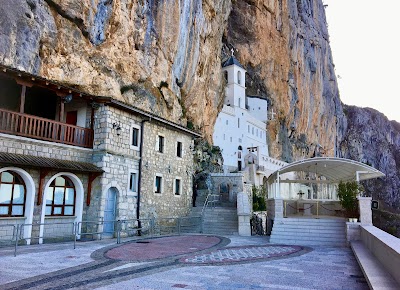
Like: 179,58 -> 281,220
0,235 -> 368,290
181,245 -> 303,264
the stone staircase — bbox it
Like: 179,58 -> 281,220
185,189 -> 239,235
269,217 -> 347,247
202,206 -> 238,235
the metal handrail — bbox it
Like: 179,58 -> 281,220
2,215 -> 203,257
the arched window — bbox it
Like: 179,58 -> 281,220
0,171 -> 26,217
224,71 -> 228,82
237,71 -> 241,85
45,176 -> 76,216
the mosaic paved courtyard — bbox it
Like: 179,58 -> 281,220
0,235 -> 368,289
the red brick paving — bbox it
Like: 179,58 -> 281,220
105,236 -> 221,261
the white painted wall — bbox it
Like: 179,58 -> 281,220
247,97 -> 268,123
214,60 -> 285,178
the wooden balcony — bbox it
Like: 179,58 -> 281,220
0,108 -> 93,148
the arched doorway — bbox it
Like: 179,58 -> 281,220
103,187 -> 118,237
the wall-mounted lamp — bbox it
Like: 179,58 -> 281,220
113,122 -> 121,136
62,94 -> 73,104
90,101 -> 100,109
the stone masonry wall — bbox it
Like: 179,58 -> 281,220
140,121 -> 194,219
210,173 -> 244,204
88,105 -> 141,223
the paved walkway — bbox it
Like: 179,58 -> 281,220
0,235 -> 368,290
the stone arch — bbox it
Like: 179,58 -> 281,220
0,167 -> 35,244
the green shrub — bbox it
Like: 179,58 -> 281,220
337,181 -> 363,217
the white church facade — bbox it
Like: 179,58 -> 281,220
213,54 -> 286,186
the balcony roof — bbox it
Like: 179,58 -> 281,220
0,63 -> 97,100
0,152 -> 103,173
268,157 -> 385,183
0,63 -> 202,138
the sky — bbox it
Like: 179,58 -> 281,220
323,0 -> 400,122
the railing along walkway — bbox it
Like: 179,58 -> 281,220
0,216 -> 202,257
0,108 -> 93,148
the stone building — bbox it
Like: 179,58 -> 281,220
0,64 -> 200,243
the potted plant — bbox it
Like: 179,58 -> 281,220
337,181 -> 363,221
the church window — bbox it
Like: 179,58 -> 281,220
230,137 -> 233,142
238,118 -> 240,128
239,98 -> 241,108
226,120 -> 228,125
252,127 -> 254,135
45,176 -> 75,216
0,171 -> 26,217
248,125 -> 250,133
237,71 -> 241,85
224,71 -> 228,82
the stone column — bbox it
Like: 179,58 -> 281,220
237,192 -> 251,236
274,198 -> 284,219
358,196 -> 372,225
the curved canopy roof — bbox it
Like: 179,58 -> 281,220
268,157 -> 385,183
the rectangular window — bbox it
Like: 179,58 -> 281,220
177,141 -> 182,158
248,125 -> 250,133
129,172 -> 137,192
174,179 -> 181,195
155,176 -> 162,193
131,127 -> 139,147
238,118 -> 240,128
157,135 -> 164,153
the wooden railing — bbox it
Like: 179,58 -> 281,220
0,108 -> 93,148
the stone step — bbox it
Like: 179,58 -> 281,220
275,218 -> 346,224
275,225 -> 344,232
270,231 -> 346,240
270,238 -> 346,247
270,218 -> 346,247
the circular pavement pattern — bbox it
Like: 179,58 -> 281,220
104,235 -> 306,265
105,235 -> 222,261
180,244 -> 304,264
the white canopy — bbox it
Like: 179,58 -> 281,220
268,157 -> 385,183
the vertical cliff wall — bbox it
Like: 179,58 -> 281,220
0,1 -> 398,222
223,0 -> 345,162
339,106 -> 400,211
0,0 -> 231,140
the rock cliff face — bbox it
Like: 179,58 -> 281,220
0,1 -> 398,216
0,0 -> 231,140
223,0 -> 344,162
339,106 -> 400,211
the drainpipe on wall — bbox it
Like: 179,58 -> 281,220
137,118 -> 150,235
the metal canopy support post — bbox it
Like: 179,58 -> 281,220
276,171 -> 280,199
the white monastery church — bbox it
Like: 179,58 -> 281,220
213,53 -> 286,185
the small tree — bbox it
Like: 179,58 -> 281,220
252,185 -> 267,211
337,181 -> 363,217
